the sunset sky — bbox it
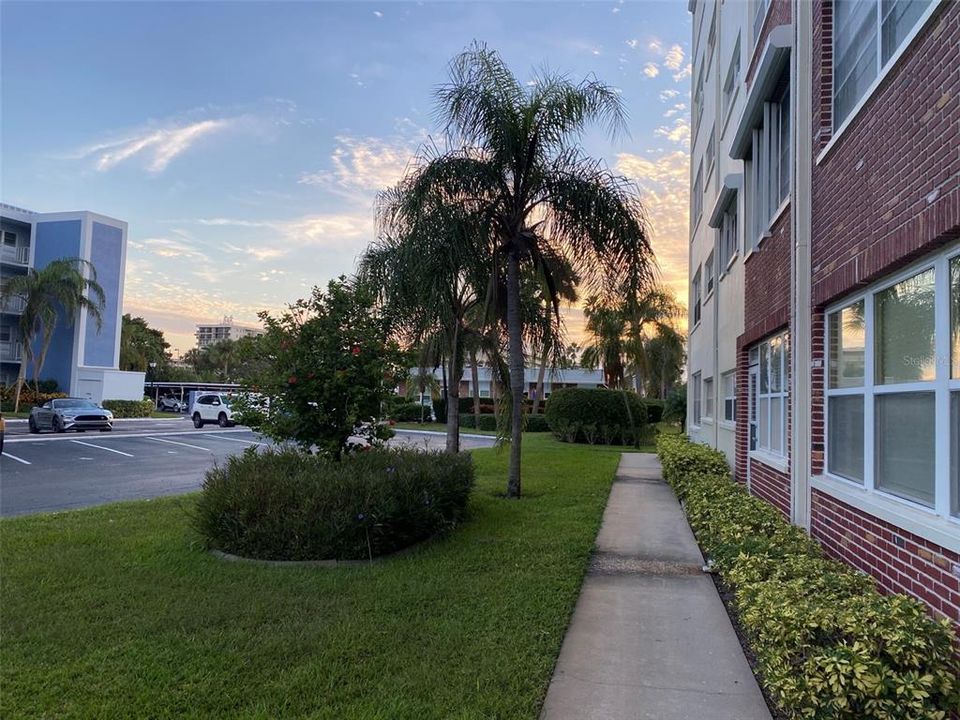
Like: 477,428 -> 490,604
1,1 -> 691,355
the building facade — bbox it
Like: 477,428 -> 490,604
195,317 -> 263,349
0,203 -> 144,402
687,0 -> 960,630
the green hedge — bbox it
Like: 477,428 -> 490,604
434,397 -> 495,421
457,413 -> 549,433
390,401 -> 430,423
195,446 -> 475,561
656,434 -> 960,719
544,388 -> 648,445
644,398 -> 665,424
101,399 -> 154,418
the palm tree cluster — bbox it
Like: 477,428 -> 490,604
0,258 -> 105,411
361,43 -> 661,497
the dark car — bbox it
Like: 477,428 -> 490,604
28,398 -> 114,433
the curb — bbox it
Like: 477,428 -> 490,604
3,416 -> 187,425
394,428 -> 493,441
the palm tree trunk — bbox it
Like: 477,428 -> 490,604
532,344 -> 548,414
506,251 -> 523,498
446,326 -> 461,453
469,348 -> 481,426
13,349 -> 28,413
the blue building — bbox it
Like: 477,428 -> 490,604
0,202 -> 144,402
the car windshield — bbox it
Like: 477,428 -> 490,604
55,399 -> 98,409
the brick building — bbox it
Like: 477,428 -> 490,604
687,0 -> 960,629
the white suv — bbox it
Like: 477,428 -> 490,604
191,393 -> 236,428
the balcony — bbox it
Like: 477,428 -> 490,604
0,341 -> 23,362
0,295 -> 26,314
0,245 -> 30,265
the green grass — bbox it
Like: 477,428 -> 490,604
392,421 -> 500,436
1,435 -> 624,719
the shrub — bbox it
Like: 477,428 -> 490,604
390,401 -> 429,423
195,446 -> 475,561
544,387 -> 648,445
523,414 -> 550,432
0,385 -> 67,409
644,398 -> 665,424
433,397 -> 494,421
101,399 -> 154,418
655,434 -> 960,719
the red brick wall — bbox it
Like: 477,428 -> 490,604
743,209 -> 792,347
745,0 -> 793,86
750,459 -> 792,518
810,1 -> 960,309
811,490 -> 960,626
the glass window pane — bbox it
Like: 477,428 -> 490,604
759,397 -> 769,449
770,337 -> 783,392
875,392 -> 935,506
760,343 -> 769,392
834,0 -> 879,126
951,256 -> 959,379
875,268 -> 936,383
770,396 -> 783,454
828,395 -> 864,483
829,301 -> 865,388
952,392 -> 959,517
881,0 -> 933,64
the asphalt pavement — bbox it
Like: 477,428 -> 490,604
0,417 -> 495,517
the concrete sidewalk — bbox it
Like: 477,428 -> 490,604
540,453 -> 771,720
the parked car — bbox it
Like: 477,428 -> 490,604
28,398 -> 114,433
191,393 -> 236,428
157,395 -> 184,413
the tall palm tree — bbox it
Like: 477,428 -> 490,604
389,43 -> 655,497
0,258 -> 105,411
643,325 -> 686,399
622,287 -> 684,395
581,299 -> 627,388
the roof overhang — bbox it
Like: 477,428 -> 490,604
707,174 -> 743,228
729,25 -> 792,159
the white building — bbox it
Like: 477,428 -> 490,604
195,317 -> 263,349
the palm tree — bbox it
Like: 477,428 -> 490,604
581,299 -> 627,388
643,325 -> 686,399
0,258 -> 105,411
404,368 -> 441,424
389,43 -> 655,497
622,287 -> 684,395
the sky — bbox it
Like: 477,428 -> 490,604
1,0 -> 692,355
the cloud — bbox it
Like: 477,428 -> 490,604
130,236 -> 209,261
626,39 -> 639,49
654,117 -> 691,148
73,119 -> 232,173
659,89 -> 680,101
196,212 -> 371,253
648,39 -> 664,55
643,63 -> 660,78
663,103 -> 687,119
616,150 -> 690,310
373,10 -> 382,17
663,44 -> 685,70
673,64 -> 693,82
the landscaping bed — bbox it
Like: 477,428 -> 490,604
656,434 -> 960,720
1,435 -> 620,718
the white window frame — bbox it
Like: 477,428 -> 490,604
692,267 -> 702,327
752,0 -> 771,47
705,131 -> 716,179
750,330 -> 789,460
823,243 -> 960,525
820,0 -> 943,163
719,202 -> 739,272
694,66 -> 705,137
704,249 -> 715,298
747,76 -> 790,251
692,371 -> 703,427
692,162 -> 704,229
703,376 -> 714,421
722,370 -> 736,424
721,36 -> 742,132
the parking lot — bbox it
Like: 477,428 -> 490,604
0,419 -> 495,517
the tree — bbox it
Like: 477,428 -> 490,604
120,314 -> 170,373
643,325 -> 686,399
0,258 -> 105,411
622,288 -> 683,395
390,43 -> 655,497
234,277 -> 402,459
581,298 -> 628,388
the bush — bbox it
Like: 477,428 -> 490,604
544,388 -> 648,445
644,398 -> 665,424
433,397 -> 495,422
195,446 -> 475,561
523,414 -> 550,432
390,401 -> 429,423
101,399 -> 154,418
0,385 -> 67,409
655,434 -> 960,719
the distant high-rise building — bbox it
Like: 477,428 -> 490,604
195,316 -> 263,349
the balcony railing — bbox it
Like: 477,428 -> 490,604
0,245 -> 30,265
0,295 -> 26,314
0,342 -> 23,362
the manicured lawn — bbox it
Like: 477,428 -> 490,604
393,421 -> 501,436
1,435 -> 622,719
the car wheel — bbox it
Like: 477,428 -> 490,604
53,417 -> 65,433
100,426 -> 112,432
218,412 -> 229,428
193,412 -> 204,429
28,417 -> 39,434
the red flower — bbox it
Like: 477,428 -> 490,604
288,375 -> 298,385
351,344 -> 361,356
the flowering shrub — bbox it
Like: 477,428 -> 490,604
656,434 -> 960,719
195,446 -> 474,561
101,399 -> 154,418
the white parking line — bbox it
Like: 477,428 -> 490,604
70,440 -> 134,457
6,428 -> 253,444
147,436 -> 213,452
205,434 -> 261,445
1,451 -> 31,465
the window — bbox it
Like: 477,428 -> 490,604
751,331 -> 788,456
824,247 -> 960,518
719,203 -> 739,268
833,0 -> 934,128
694,67 -> 705,135
722,371 -> 737,422
722,37 -> 741,121
692,268 -> 702,326
705,250 -> 715,296
706,16 -> 717,73
748,74 -> 790,249
2,231 -> 15,247
0,325 -> 10,343
706,132 -> 716,174
703,376 -> 714,419
692,371 -> 702,426
752,0 -> 771,43
692,162 -> 703,224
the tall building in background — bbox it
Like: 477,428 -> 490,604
687,0 -> 959,630
195,317 -> 263,349
0,203 -> 144,402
